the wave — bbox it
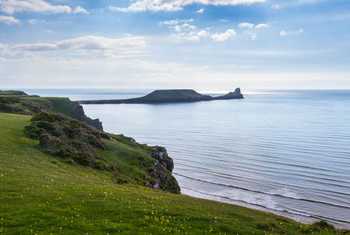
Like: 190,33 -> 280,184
175,161 -> 350,191
175,164 -> 350,201
181,185 -> 350,226
175,173 -> 350,210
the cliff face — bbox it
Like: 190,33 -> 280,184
149,146 -> 180,193
64,100 -> 103,130
80,88 -> 244,105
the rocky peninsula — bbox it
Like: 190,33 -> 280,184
79,88 -> 244,105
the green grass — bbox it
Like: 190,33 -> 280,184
0,112 -> 348,235
45,97 -> 79,117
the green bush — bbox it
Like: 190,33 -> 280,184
25,112 -> 109,170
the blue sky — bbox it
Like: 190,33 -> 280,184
0,0 -> 349,90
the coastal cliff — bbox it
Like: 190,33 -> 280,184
79,88 -> 244,104
0,90 -> 102,130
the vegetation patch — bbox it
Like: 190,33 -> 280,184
24,112 -> 111,170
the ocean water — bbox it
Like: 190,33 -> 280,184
26,89 -> 350,228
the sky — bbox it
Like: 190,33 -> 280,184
0,0 -> 349,90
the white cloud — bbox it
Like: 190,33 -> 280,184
110,0 -> 265,13
0,0 -> 89,15
196,8 -> 205,14
197,30 -> 209,37
238,22 -> 254,29
238,22 -> 269,30
161,19 -> 235,43
255,23 -> 269,29
161,19 -> 201,42
238,22 -> 269,40
0,15 -> 19,25
160,18 -> 194,26
72,6 -> 89,14
174,23 -> 197,32
280,28 -> 304,37
1,35 -> 147,58
211,29 -> 236,42
161,19 -> 198,41
178,29 -> 210,42
58,36 -> 146,50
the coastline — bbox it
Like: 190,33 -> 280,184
181,185 -> 350,230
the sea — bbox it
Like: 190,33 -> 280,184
24,89 -> 350,228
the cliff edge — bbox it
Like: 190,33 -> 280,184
0,91 -> 103,130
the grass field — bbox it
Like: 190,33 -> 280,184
0,112 -> 348,235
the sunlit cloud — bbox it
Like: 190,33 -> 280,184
0,0 -> 89,15
0,35 -> 147,59
161,19 -> 237,43
196,8 -> 205,14
238,22 -> 269,40
109,0 -> 265,13
211,29 -> 236,42
0,15 -> 20,25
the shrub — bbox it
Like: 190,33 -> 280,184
25,112 -> 110,170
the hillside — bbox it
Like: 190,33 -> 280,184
79,88 -> 244,104
0,113 -> 349,234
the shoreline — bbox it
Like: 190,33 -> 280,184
180,184 -> 350,230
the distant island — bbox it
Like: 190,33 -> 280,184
79,88 -> 244,105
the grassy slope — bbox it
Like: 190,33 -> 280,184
0,113 -> 348,235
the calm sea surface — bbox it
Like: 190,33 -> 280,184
26,89 -> 350,228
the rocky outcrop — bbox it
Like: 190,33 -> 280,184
149,146 -> 180,194
214,88 -> 244,100
68,101 -> 103,130
79,88 -> 244,105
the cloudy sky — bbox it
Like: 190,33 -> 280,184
0,0 -> 349,90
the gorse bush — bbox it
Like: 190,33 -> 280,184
25,112 -> 111,170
